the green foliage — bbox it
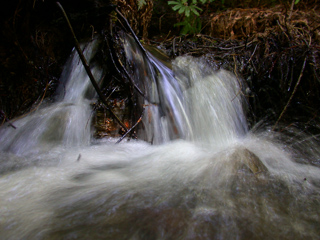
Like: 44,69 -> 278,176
168,0 -> 203,17
168,0 -> 214,35
174,16 -> 202,35
137,0 -> 147,10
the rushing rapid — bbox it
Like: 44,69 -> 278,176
0,37 -> 319,239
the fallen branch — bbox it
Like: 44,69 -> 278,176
0,110 -> 16,129
56,1 -> 129,134
115,8 -> 148,56
105,35 -> 146,97
273,56 -> 307,130
116,107 -> 145,143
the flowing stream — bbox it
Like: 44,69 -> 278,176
0,36 -> 320,239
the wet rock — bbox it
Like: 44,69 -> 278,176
231,147 -> 268,178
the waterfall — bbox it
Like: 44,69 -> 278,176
0,35 -> 320,239
173,56 -> 248,145
123,33 -> 247,145
0,39 -> 102,157
122,33 -> 193,143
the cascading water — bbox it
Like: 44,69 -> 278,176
0,34 -> 320,239
122,33 -> 193,143
122,33 -> 247,146
0,40 -> 102,157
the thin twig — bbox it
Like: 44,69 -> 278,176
288,0 -> 295,21
56,1 -> 129,133
106,36 -> 145,97
273,56 -> 307,130
115,8 -> 148,56
0,110 -> 16,129
248,43 -> 258,63
116,107 -> 145,143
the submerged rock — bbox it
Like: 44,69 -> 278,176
231,146 -> 268,177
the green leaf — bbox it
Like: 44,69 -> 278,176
174,21 -> 187,27
181,22 -> 193,35
185,7 -> 190,17
193,5 -> 203,11
195,18 -> 202,32
168,1 -> 180,5
294,0 -> 300,4
190,6 -> 201,16
174,22 -> 183,27
137,0 -> 146,10
178,5 -> 186,14
180,26 -> 189,35
172,4 -> 182,11
181,0 -> 188,4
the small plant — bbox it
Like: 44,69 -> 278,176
137,0 -> 147,9
168,0 -> 214,35
168,0 -> 203,18
173,16 -> 202,35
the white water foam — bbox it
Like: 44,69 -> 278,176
0,38 -> 320,239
